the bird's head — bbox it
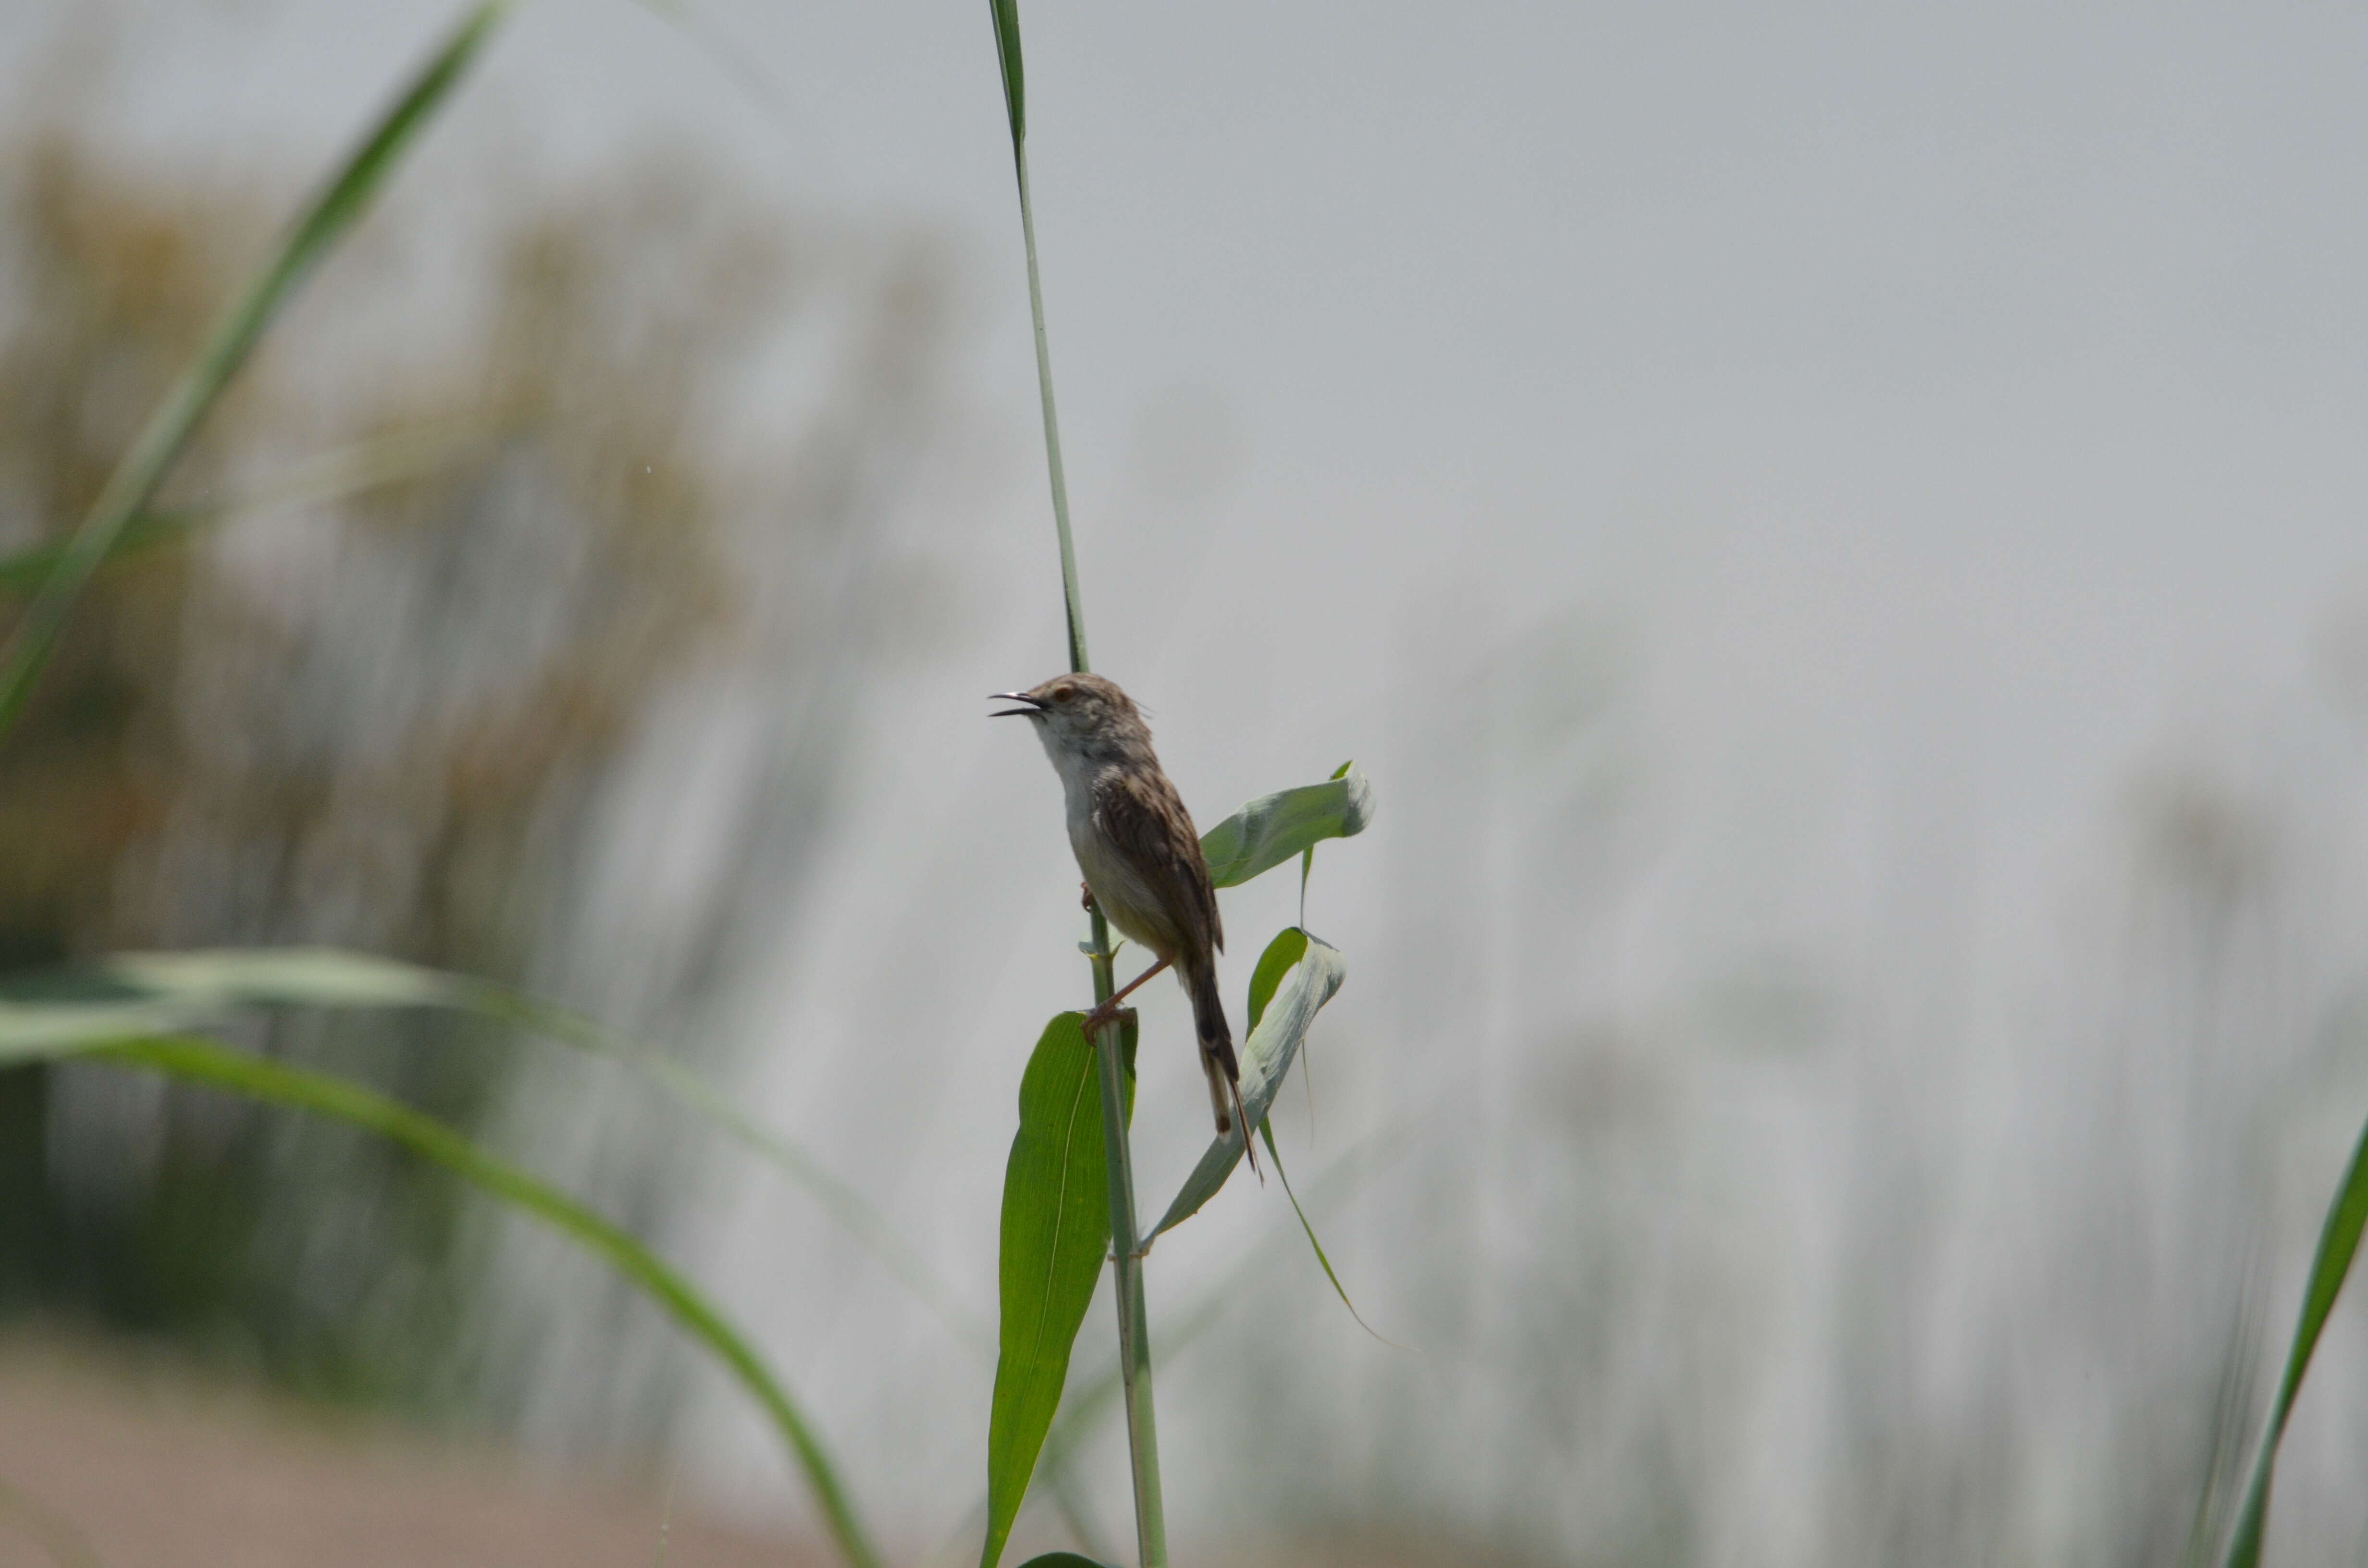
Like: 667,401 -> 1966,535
992,672 -> 1151,763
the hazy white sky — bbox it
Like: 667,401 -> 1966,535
28,0 -> 2368,919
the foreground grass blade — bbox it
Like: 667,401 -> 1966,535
1149,931 -> 1346,1240
0,948 -> 981,1343
0,512 -> 198,592
85,1034 -> 882,1568
0,421 -> 484,594
1198,767 -> 1376,891
2222,1111 -> 2368,1568
0,0 -> 511,740
984,1012 -> 1137,1568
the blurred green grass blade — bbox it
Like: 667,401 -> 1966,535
983,1011 -> 1137,1568
0,0 -> 511,740
0,512 -> 197,592
1149,932 -> 1346,1240
0,947 -> 983,1346
616,1046 -> 991,1349
102,947 -> 472,1009
0,421 -> 484,594
2222,1112 -> 2368,1568
86,1034 -> 882,1568
1199,766 -> 1376,891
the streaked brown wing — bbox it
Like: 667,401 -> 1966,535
1094,766 -> 1223,958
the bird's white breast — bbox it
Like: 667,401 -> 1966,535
1062,766 -> 1167,954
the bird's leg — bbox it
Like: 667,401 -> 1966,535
1080,881 -> 1097,912
1082,957 -> 1170,1036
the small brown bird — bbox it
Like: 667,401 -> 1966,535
994,672 -> 1249,1149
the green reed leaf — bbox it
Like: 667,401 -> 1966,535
983,1012 -> 1137,1568
1199,767 -> 1376,891
0,0 -> 511,739
77,1034 -> 882,1568
1149,931 -> 1345,1239
936,1131 -> 1396,1566
2222,1110 -> 2368,1568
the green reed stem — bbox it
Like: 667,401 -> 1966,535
1087,907 -> 1168,1568
1016,139 -> 1089,678
990,1 -> 1167,1556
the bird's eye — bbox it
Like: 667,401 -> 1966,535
1052,690 -> 1072,704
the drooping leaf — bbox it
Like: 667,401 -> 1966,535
983,1012 -> 1137,1568
1199,767 -> 1376,891
1258,1121 -> 1393,1344
0,0 -> 512,739
1235,928 -> 1384,1335
0,948 -> 982,1344
80,1035 -> 883,1568
2222,1110 -> 2368,1568
1149,932 -> 1345,1239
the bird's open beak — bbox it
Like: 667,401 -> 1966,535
989,691 -> 1045,719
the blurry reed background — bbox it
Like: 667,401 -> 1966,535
9,1 -> 2368,1566
0,13 -> 962,1444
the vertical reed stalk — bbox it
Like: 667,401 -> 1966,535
1014,140 -> 1089,679
994,3 -> 1169,1553
1085,904 -> 1169,1568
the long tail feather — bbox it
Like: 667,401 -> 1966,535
1186,958 -> 1260,1179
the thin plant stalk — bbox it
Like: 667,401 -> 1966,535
992,0 -> 1168,1554
1015,138 -> 1089,678
1087,907 -> 1168,1568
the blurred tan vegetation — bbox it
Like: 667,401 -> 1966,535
0,101 -> 955,1420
